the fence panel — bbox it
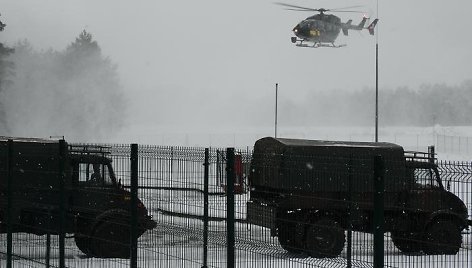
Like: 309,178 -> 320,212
237,146 -> 383,268
0,139 -> 68,268
2,141 -> 472,268
436,134 -> 472,155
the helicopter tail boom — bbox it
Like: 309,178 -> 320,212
342,17 -> 369,35
342,20 -> 352,35
357,17 -> 367,29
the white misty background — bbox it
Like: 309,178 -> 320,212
0,30 -> 125,141
2,29 -> 472,142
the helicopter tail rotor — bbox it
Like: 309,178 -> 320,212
367,19 -> 379,35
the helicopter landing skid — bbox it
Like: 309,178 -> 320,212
294,41 -> 346,48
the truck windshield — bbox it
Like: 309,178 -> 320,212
414,167 -> 441,189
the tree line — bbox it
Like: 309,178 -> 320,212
0,20 -> 125,141
282,81 -> 472,127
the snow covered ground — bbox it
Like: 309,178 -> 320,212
2,201 -> 471,267
2,125 -> 472,267
110,124 -> 472,160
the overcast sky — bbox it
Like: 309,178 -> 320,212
2,0 -> 472,139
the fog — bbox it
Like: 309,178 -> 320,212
1,0 -> 472,143
1,35 -> 125,142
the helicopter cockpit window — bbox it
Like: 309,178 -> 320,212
414,167 -> 440,188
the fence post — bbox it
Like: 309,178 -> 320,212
130,144 -> 139,268
58,139 -> 66,268
202,148 -> 209,268
373,155 -> 385,268
428,146 -> 435,163
46,210 -> 51,268
226,148 -> 235,268
6,139 -> 13,268
346,154 -> 353,268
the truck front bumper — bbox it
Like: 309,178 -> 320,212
142,215 -> 157,230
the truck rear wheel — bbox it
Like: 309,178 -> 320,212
423,219 -> 462,255
391,231 -> 423,254
277,219 -> 303,254
304,218 -> 345,258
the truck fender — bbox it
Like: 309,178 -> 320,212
307,210 -> 344,224
91,209 -> 130,231
426,210 -> 468,230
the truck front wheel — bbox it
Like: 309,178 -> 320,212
90,210 -> 131,258
391,231 -> 423,254
277,219 -> 303,254
304,218 -> 345,258
423,219 -> 462,255
74,217 -> 93,256
74,234 -> 92,255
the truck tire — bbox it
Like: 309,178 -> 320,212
277,219 -> 303,254
90,210 -> 131,258
423,219 -> 462,255
304,217 -> 345,258
74,217 -> 93,256
390,231 -> 423,254
74,234 -> 92,255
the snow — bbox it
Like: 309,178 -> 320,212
2,125 -> 472,267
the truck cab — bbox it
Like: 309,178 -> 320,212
0,138 -> 156,259
68,145 -> 156,258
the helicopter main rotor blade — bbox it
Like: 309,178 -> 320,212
331,10 -> 364,13
284,8 -> 316,12
275,2 -> 318,12
276,2 -> 365,13
331,5 -> 364,11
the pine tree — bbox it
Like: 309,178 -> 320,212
5,30 -> 125,140
0,18 -> 14,134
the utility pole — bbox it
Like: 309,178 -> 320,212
275,83 -> 278,138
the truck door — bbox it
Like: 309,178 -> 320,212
408,166 -> 445,213
72,161 -> 118,219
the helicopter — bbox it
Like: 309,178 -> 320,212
276,3 -> 378,48
0,14 -> 6,31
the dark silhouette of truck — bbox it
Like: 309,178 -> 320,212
0,137 -> 156,258
247,137 -> 469,258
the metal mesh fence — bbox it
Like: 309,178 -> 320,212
236,140 -> 472,268
1,139 -> 472,268
435,134 -> 472,155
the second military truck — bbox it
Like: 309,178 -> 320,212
0,137 -> 156,258
247,137 -> 468,257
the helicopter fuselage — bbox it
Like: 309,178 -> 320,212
293,14 -> 342,44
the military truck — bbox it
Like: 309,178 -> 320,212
247,137 -> 469,258
0,137 -> 156,258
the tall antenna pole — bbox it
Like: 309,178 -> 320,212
375,0 -> 379,142
375,46 -> 378,142
275,83 -> 278,138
